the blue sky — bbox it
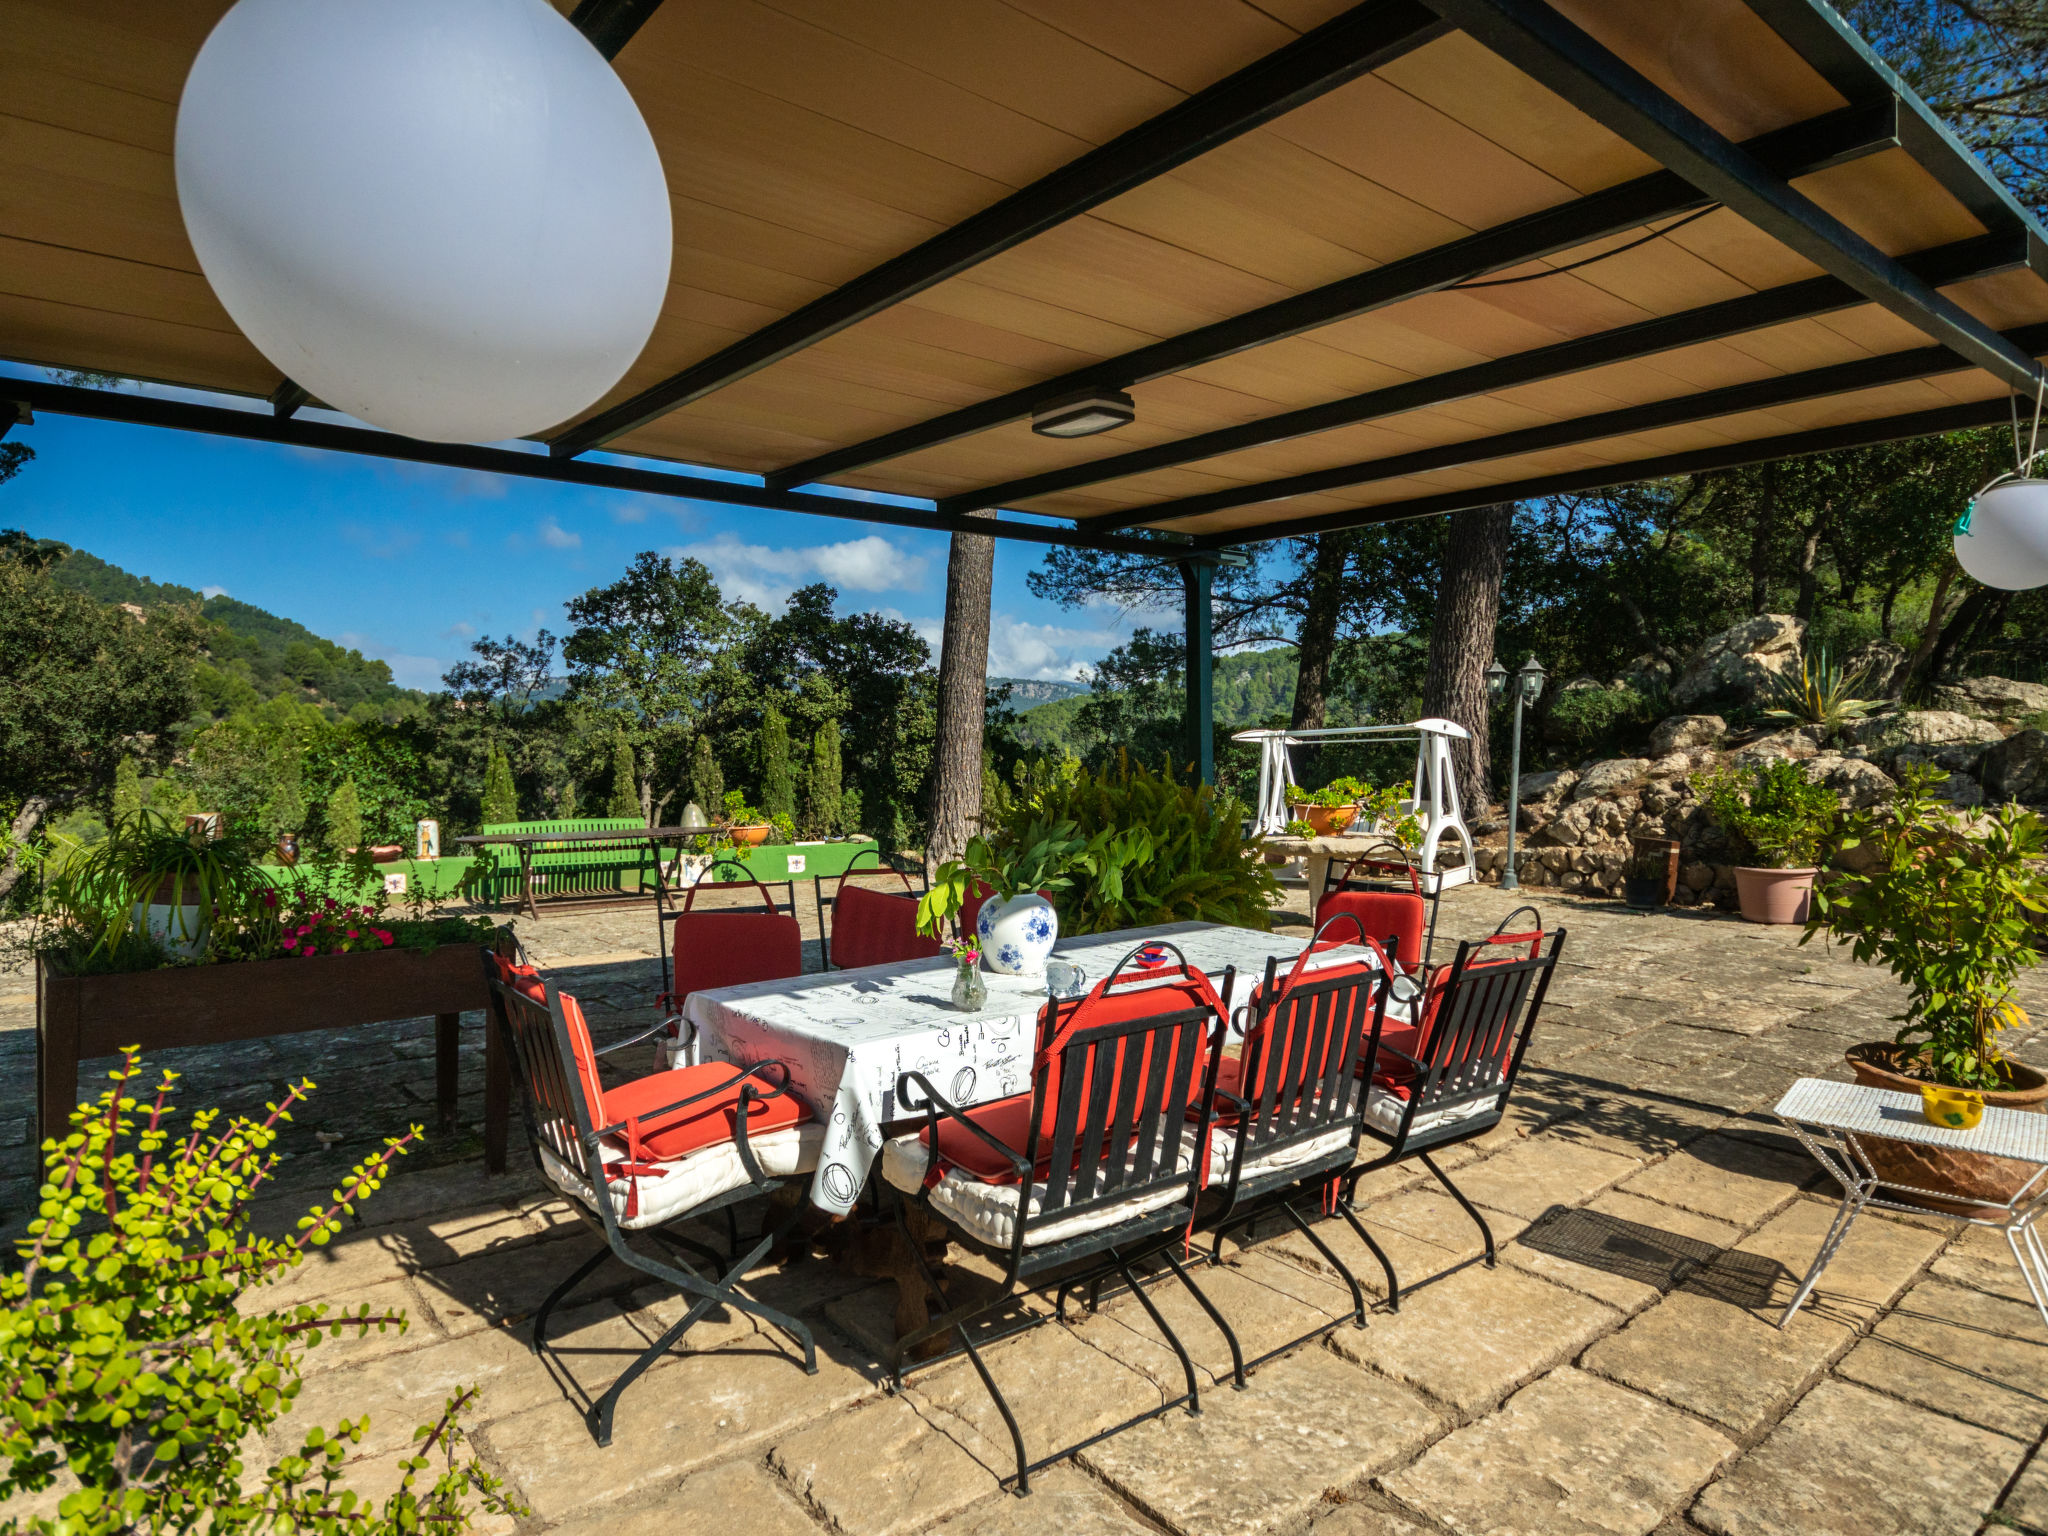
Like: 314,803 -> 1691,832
0,374 -> 1167,691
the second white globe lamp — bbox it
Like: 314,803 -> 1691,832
1955,477 -> 2048,591
175,0 -> 672,443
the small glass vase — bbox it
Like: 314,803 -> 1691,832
951,962 -> 988,1012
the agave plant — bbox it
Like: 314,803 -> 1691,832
47,809 -> 276,963
1761,646 -> 1879,735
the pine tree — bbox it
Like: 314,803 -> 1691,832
688,734 -> 723,817
805,720 -> 843,837
111,757 -> 143,823
481,743 -> 519,827
606,733 -> 640,821
263,744 -> 306,838
324,776 -> 363,854
760,707 -> 794,824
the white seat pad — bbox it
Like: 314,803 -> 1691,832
882,1126 -> 1201,1249
543,1122 -> 824,1230
1365,1084 -> 1494,1138
1207,1122 -> 1355,1185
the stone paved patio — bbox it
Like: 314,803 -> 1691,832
6,883 -> 2048,1536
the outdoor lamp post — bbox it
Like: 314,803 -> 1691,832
1490,656 -> 1546,893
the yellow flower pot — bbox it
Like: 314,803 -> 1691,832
1920,1085 -> 1986,1132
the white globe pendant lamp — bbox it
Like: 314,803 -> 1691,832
1955,470 -> 2048,591
175,0 -> 672,443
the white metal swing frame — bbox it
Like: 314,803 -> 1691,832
1231,721 -> 1477,892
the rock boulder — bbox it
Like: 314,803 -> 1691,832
1648,714 -> 1726,755
1670,615 -> 1804,711
1730,729 -> 1819,768
1518,768 -> 1577,805
1983,729 -> 2048,803
1806,753 -> 1896,810
1931,675 -> 2048,720
1845,710 -> 2004,754
1572,758 -> 1652,801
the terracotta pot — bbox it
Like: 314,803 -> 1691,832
728,823 -> 771,848
1845,1042 -> 2048,1215
1734,865 -> 1816,924
1288,803 -> 1359,837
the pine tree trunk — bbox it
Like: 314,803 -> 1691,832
1290,534 -> 1347,789
1422,504 -> 1513,819
928,510 -> 996,873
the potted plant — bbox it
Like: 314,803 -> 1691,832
917,818 -> 1150,978
1287,777 -> 1366,837
719,789 -> 771,847
48,810 -> 276,962
1692,760 -> 1839,923
1805,763 -> 2048,1211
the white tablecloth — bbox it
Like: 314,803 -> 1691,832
681,920 -> 1381,1214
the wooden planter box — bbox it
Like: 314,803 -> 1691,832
36,940 -> 515,1170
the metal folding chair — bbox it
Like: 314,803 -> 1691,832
879,941 -> 1234,1492
816,847 -> 941,969
481,950 -> 823,1446
1340,907 -> 1566,1309
1189,912 -> 1391,1382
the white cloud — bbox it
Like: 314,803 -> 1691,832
905,612 -> 1122,682
538,518 -> 581,549
439,620 -> 476,641
675,533 -> 927,608
337,632 -> 446,690
201,584 -> 228,599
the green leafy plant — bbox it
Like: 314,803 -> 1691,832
1761,646 -> 1879,734
1284,818 -> 1316,838
1806,763 -> 2048,1090
759,707 -> 794,824
720,789 -> 763,827
323,777 -> 364,855
479,745 -> 519,828
805,721 -> 843,839
604,732 -> 639,820
1692,760 -> 1840,869
0,1050 -> 521,1536
44,810 -> 276,965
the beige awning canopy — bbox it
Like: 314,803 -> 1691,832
8,0 -> 2048,553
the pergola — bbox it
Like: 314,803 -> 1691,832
8,0 -> 2048,777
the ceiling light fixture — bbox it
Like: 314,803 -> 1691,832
1031,388 -> 1136,439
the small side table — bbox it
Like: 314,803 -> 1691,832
1772,1077 -> 2048,1332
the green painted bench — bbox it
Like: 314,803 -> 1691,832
469,818 -> 659,908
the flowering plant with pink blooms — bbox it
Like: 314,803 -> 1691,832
271,891 -> 398,959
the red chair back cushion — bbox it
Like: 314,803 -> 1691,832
1315,889 -> 1425,972
671,911 -> 804,1003
832,884 -> 943,969
601,1062 -> 808,1161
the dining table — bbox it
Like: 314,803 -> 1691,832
679,919 -> 1400,1217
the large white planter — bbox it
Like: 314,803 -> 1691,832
977,893 -> 1059,978
137,902 -> 208,960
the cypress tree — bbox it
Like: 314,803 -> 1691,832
688,734 -> 723,818
263,744 -> 306,838
324,776 -> 363,854
760,707 -> 794,824
806,720 -> 843,837
606,733 -> 640,820
481,743 -> 519,826
111,758 -> 143,823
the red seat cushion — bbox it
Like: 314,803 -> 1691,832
832,884 -> 944,969
922,1092 -> 1037,1182
1316,890 -> 1425,971
669,911 -> 803,1003
600,1062 -> 808,1161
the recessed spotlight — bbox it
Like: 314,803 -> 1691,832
1031,387 -> 1135,439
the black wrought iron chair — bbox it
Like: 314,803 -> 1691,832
1188,912 -> 1391,1383
879,942 -> 1234,1493
1316,837 -> 1439,973
815,847 -> 942,969
1339,906 -> 1566,1309
481,949 -> 823,1446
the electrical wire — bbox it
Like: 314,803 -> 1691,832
1447,206 -> 1719,290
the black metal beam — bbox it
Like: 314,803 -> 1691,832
568,0 -> 667,61
7,380 -> 1174,556
268,378 -> 309,420
1189,393 -> 2023,548
940,228 -> 2035,516
1091,320 -> 2048,530
1426,0 -> 2046,396
548,0 -> 1453,459
765,100 -> 1899,492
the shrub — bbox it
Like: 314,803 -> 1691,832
323,777 -> 363,855
688,735 -> 723,819
110,758 -> 143,823
605,733 -> 638,820
0,1052 -> 519,1536
1542,685 -> 1657,763
1692,759 -> 1838,868
480,745 -> 518,828
1808,764 -> 2048,1089
759,707 -> 794,824
806,721 -> 843,838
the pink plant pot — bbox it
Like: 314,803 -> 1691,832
1733,865 -> 1816,924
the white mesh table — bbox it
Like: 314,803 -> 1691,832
1772,1077 -> 2048,1331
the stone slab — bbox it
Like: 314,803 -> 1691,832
771,1395 -> 996,1536
1082,1255 -> 1351,1390
1997,1449 -> 2048,1535
1506,1190 -> 1741,1314
1692,1380 -> 2024,1536
1327,1261 -> 1621,1416
1079,1348 -> 1440,1536
1835,1278 -> 2048,1440
1445,1136 -> 1643,1221
542,1459 -> 820,1536
930,1465 -> 1158,1536
1616,1133 -> 1815,1225
1929,1223 -> 2040,1305
1383,1367 -> 1735,1536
